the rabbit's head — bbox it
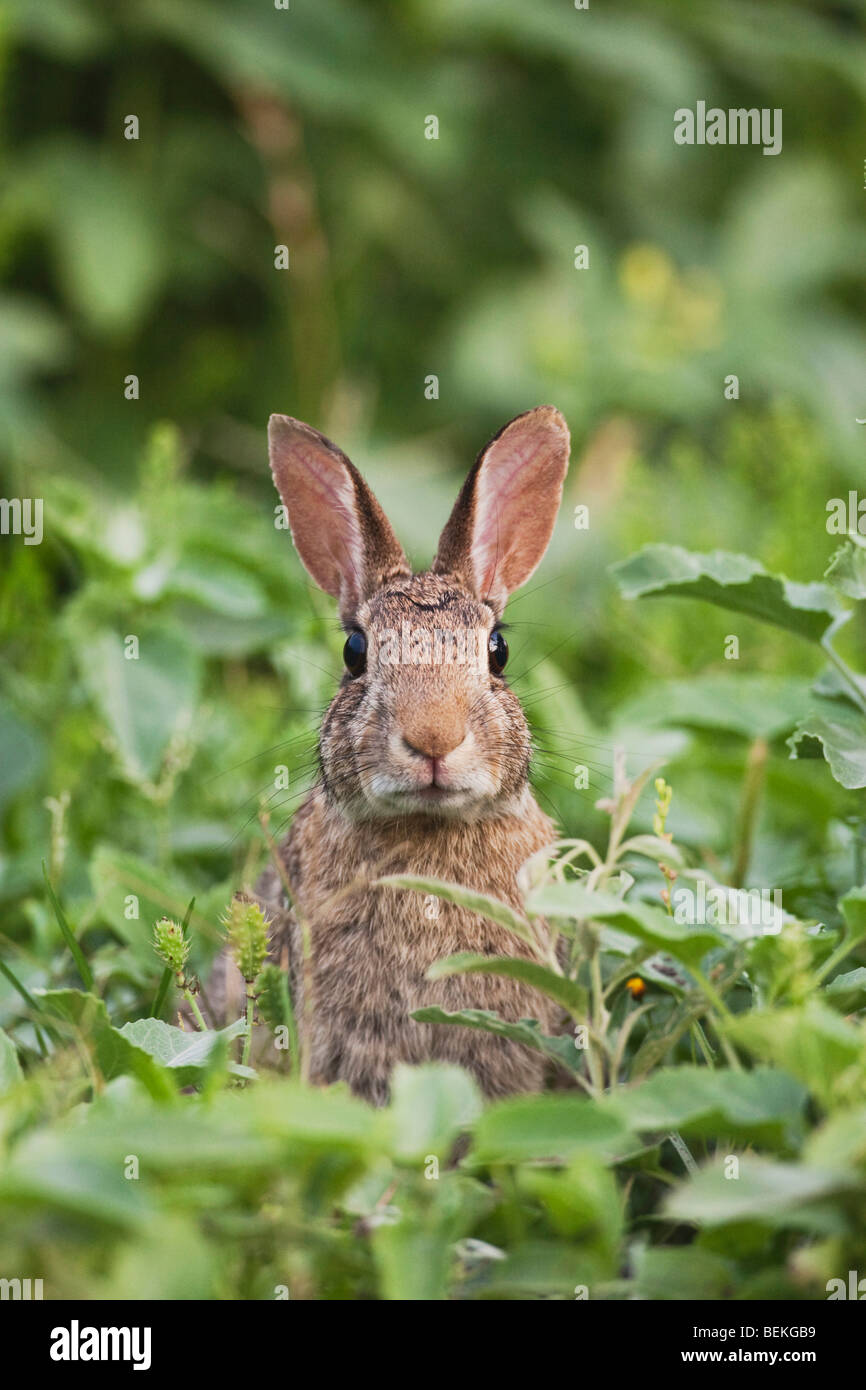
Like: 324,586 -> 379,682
269,407 -> 570,821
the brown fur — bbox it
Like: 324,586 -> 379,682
204,408 -> 571,1104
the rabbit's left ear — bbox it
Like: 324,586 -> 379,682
432,405 -> 570,614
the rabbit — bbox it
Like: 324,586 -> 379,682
204,405 -> 571,1105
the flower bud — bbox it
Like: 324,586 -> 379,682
223,893 -> 270,982
153,917 -> 190,976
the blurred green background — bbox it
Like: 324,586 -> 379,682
2,0 -> 865,990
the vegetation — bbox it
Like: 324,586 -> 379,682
1,0 -> 865,1299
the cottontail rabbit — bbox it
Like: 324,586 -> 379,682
206,406 -> 571,1104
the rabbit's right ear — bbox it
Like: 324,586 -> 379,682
268,415 -> 410,620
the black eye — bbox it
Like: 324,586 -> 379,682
488,629 -> 508,675
343,629 -> 367,677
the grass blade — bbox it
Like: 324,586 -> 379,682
42,861 -> 94,991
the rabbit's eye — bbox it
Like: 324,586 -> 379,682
488,629 -> 508,675
343,629 -> 367,677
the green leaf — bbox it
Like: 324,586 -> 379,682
825,967 -> 866,1012
788,697 -> 866,788
606,1066 -> 806,1147
42,862 -> 93,990
461,1240 -> 608,1299
133,552 -> 268,619
118,1017 -> 254,1083
0,696 -> 45,813
0,1129 -> 151,1231
517,1155 -> 622,1253
525,884 -> 724,968
411,1006 -> 583,1074
665,1157 -> 852,1233
375,874 -> 535,945
0,1028 -> 23,1092
372,1176 -> 489,1301
385,1063 -> 482,1163
612,544 -> 846,642
241,1081 -> 379,1177
616,673 -> 813,741
803,1105 -> 866,1171
90,846 -> 221,969
50,153 -> 165,334
469,1095 -> 638,1166
726,1002 -> 865,1108
839,886 -> 866,945
37,990 -> 176,1100
75,625 -> 200,785
631,1244 -> 736,1300
427,951 -> 586,1015
825,537 -> 866,601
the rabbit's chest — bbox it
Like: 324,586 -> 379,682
287,796 -> 559,1099
311,893 -> 557,1032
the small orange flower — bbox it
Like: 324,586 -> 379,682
626,976 -> 646,1000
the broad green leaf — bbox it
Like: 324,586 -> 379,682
118,1017 -> 254,1083
616,673 -> 813,741
385,1063 -> 482,1162
0,1129 -> 151,1230
526,884 -> 724,967
37,990 -> 176,1100
517,1155 -> 622,1253
825,537 -> 866,600
427,951 -> 586,1015
611,544 -> 846,642
97,1213 -> 217,1300
631,1244 -> 736,1300
839,886 -> 866,944
617,834 -> 684,869
50,153 -> 165,333
825,967 -> 866,1012
788,697 -> 866,788
804,1106 -> 866,1171
411,1005 -> 583,1074
372,1177 -> 490,1301
469,1094 -> 638,1166
665,1157 -> 852,1232
461,1240 -> 609,1299
0,697 -> 44,813
606,1066 -> 806,1147
375,874 -> 535,945
75,625 -> 201,784
243,1080 -> 379,1154
133,552 -> 268,619
726,1002 -> 865,1108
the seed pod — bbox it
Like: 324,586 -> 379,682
153,917 -> 190,976
223,893 -> 270,983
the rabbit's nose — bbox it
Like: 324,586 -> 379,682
400,708 -> 467,761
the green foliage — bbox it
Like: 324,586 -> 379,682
611,544 -> 847,642
2,0 -> 866,1301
